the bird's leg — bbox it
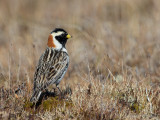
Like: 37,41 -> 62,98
56,85 -> 62,94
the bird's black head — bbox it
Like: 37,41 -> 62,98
50,28 -> 71,47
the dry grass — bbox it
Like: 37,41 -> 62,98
0,0 -> 160,119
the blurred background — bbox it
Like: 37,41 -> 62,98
0,0 -> 160,88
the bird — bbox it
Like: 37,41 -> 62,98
30,28 -> 71,103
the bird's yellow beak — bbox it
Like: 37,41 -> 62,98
66,34 -> 72,39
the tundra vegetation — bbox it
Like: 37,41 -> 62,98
0,0 -> 159,119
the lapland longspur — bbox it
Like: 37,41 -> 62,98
30,28 -> 71,103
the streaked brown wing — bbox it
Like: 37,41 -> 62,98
33,48 -> 69,91
33,48 -> 57,90
46,51 -> 69,85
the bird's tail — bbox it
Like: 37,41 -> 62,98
30,90 -> 42,103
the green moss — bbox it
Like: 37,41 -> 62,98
42,97 -> 58,110
23,100 -> 34,113
41,97 -> 73,111
54,117 -> 60,120
130,102 -> 145,113
22,95 -> 73,112
24,100 -> 34,109
65,101 -> 74,107
130,102 -> 139,113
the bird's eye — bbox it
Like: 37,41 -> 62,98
61,33 -> 67,38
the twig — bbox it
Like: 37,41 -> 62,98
146,88 -> 153,114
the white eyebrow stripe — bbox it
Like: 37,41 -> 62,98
51,31 -> 64,36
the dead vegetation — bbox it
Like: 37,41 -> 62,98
0,0 -> 160,119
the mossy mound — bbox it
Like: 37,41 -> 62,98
23,96 -> 73,112
41,97 -> 73,111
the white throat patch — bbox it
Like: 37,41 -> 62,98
51,32 -> 64,50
